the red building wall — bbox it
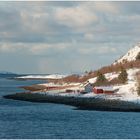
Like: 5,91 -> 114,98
93,87 -> 114,94
93,88 -> 104,94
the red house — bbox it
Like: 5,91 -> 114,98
103,90 -> 114,94
93,87 -> 114,94
93,87 -> 103,94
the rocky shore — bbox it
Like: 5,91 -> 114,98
3,92 -> 140,112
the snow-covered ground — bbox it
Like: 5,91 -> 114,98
40,82 -> 81,87
114,43 -> 140,64
15,74 -> 67,79
112,69 -> 140,102
36,68 -> 140,104
88,72 -> 119,84
88,68 -> 140,103
89,68 -> 140,103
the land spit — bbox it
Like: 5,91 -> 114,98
3,92 -> 140,112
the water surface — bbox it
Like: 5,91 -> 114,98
0,77 -> 140,139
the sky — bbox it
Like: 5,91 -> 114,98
0,1 -> 140,74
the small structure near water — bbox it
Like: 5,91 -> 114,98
83,81 -> 93,93
93,87 -> 114,94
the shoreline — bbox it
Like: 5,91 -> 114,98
3,92 -> 140,112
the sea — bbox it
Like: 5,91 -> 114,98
0,75 -> 140,139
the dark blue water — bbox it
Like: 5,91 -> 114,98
0,77 -> 140,139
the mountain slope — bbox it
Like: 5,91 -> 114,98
114,43 -> 140,64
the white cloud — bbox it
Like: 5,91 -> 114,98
93,2 -> 119,14
20,10 -> 49,33
29,43 -> 68,55
55,5 -> 98,28
0,43 -> 21,53
0,42 -> 70,55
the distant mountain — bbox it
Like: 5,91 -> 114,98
0,71 -> 16,74
114,42 -> 140,64
0,71 -> 19,78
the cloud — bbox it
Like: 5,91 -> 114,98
0,42 -> 70,55
78,46 -> 117,55
0,41 -> 118,58
20,11 -> 49,33
93,2 -> 119,14
84,33 -> 94,41
0,43 -> 22,53
55,5 -> 98,29
29,43 -> 69,55
0,2 -> 140,73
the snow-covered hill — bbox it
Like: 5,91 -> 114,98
114,42 -> 140,64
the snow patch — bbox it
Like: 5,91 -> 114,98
113,68 -> 140,102
88,72 -> 119,84
16,74 -> 67,79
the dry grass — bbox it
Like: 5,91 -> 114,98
54,60 -> 140,84
109,78 -> 123,85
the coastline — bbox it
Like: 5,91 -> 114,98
4,92 -> 140,112
20,85 -> 47,91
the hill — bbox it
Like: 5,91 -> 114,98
114,42 -> 140,64
59,42 -> 140,83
